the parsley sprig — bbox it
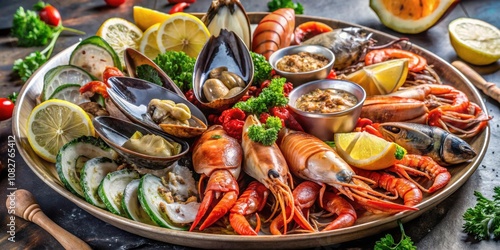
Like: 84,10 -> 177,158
234,77 -> 288,115
11,2 -> 84,82
247,116 -> 282,146
375,221 -> 416,250
463,186 -> 500,240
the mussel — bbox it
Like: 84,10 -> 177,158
201,0 -> 252,49
193,29 -> 254,110
107,76 -> 208,138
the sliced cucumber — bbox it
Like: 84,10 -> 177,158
80,157 -> 118,208
56,136 -> 117,198
48,84 -> 90,104
121,179 -> 156,225
42,65 -> 94,102
138,174 -> 197,230
98,169 -> 140,216
69,36 -> 122,80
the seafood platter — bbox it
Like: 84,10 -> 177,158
12,2 -> 490,249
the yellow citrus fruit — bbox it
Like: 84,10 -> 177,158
334,131 -> 405,170
449,17 -> 500,65
156,12 -> 210,58
96,17 -> 143,67
345,59 -> 409,96
27,99 -> 95,163
139,23 -> 161,60
133,6 -> 170,31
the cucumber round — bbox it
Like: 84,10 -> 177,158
48,84 -> 91,104
121,179 -> 156,225
98,169 -> 140,216
138,174 -> 196,230
80,157 -> 118,208
42,65 -> 94,101
56,136 -> 117,198
69,36 -> 122,80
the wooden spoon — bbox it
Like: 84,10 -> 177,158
6,189 -> 91,250
452,60 -> 500,103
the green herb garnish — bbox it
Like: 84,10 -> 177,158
463,186 -> 500,240
248,116 -> 282,146
234,77 -> 288,115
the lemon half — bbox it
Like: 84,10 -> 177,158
133,6 -> 170,31
96,17 -> 143,67
156,12 -> 210,58
27,99 -> 95,163
449,17 -> 500,65
139,23 -> 161,60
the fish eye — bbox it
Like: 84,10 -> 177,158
383,125 -> 400,134
336,169 -> 352,182
268,169 -> 280,179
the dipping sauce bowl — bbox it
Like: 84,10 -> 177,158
288,79 -> 366,141
269,45 -> 335,87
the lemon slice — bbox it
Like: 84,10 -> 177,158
334,131 -> 405,170
345,59 -> 409,96
133,6 -> 170,31
449,18 -> 500,65
27,99 -> 95,163
156,12 -> 210,58
139,23 -> 161,59
96,17 -> 143,67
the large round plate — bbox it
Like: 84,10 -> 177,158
12,13 -> 489,249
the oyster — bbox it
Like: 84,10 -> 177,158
201,0 -> 252,49
193,29 -> 254,110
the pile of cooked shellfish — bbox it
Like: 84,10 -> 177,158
33,0 -> 489,237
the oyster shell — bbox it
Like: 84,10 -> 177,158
193,29 -> 254,110
201,0 -> 252,49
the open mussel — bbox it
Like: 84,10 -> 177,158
93,116 -> 189,169
107,76 -> 207,138
193,29 -> 254,110
201,0 -> 251,49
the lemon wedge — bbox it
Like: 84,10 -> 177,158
345,59 -> 409,96
139,23 -> 161,59
96,17 -> 143,67
27,99 -> 95,163
133,6 -> 170,31
156,12 -> 210,58
449,17 -> 500,65
334,131 -> 405,170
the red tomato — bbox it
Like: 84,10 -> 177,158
105,0 -> 126,7
39,5 -> 61,26
0,98 -> 15,121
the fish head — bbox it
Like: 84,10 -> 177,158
441,134 -> 477,165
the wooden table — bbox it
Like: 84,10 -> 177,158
1,0 -> 499,249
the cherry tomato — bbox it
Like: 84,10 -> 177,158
37,4 -> 61,26
105,0 -> 126,7
0,98 -> 15,121
169,2 -> 190,14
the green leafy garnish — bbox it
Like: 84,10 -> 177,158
324,141 -> 335,148
250,51 -> 272,85
375,221 -> 416,250
267,0 -> 304,14
13,51 -> 47,82
136,64 -> 162,86
248,116 -> 282,146
8,92 -> 18,103
395,144 -> 406,160
234,77 -> 288,115
11,2 -> 85,82
463,186 -> 500,240
11,7 -> 54,47
152,51 -> 195,92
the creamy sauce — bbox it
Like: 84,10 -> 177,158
296,88 -> 358,113
276,52 -> 329,73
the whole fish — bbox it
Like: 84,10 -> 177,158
376,122 -> 476,166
